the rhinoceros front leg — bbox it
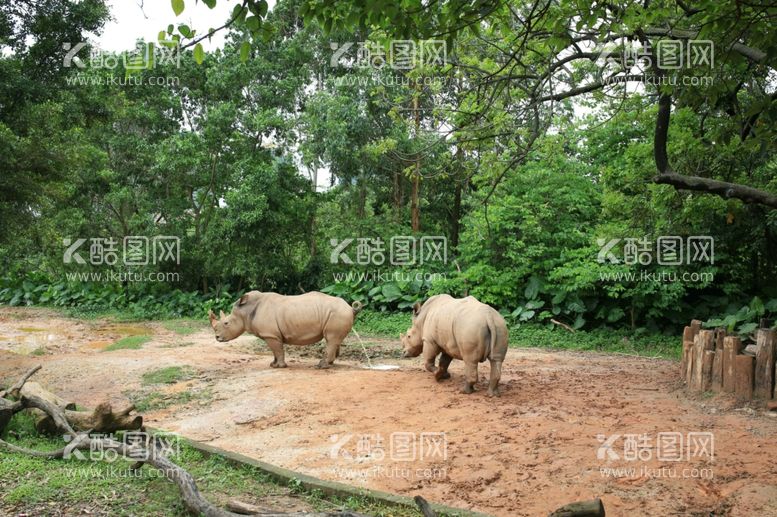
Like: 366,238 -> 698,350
266,339 -> 287,368
462,361 -> 478,394
422,340 -> 441,373
435,352 -> 453,381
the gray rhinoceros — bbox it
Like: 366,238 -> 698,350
209,291 -> 362,369
401,294 -> 508,396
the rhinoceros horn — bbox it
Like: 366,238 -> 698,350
219,310 -> 227,320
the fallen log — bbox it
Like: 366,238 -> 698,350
36,402 -> 143,434
414,495 -> 438,517
0,398 -> 23,433
0,365 -> 41,399
549,498 -> 605,517
13,380 -> 142,434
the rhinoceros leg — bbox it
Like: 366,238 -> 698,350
435,353 -> 453,381
266,339 -> 287,368
462,361 -> 478,394
316,339 -> 340,369
422,340 -> 441,373
487,359 -> 502,397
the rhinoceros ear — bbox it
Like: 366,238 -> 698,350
219,310 -> 226,320
412,302 -> 422,316
208,310 -> 217,328
237,294 -> 249,306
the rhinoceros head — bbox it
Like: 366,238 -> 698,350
208,308 -> 245,342
400,326 -> 423,358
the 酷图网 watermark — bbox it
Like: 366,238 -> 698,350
328,431 -> 447,481
597,236 -> 713,265
63,236 -> 180,266
329,40 -> 446,71
63,41 -> 180,71
596,431 -> 713,462
596,431 -> 714,480
598,39 -> 714,70
330,236 -> 447,266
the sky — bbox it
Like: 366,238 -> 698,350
94,0 -> 235,52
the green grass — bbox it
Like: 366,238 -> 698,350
129,388 -> 212,412
510,323 -> 680,359
103,335 -> 152,352
353,309 -> 411,337
0,412 -> 435,516
161,319 -> 205,335
141,366 -> 195,386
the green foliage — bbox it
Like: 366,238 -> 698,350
704,297 -> 777,337
353,310 -> 411,336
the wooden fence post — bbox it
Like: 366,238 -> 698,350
710,328 -> 726,391
722,336 -> 743,393
754,329 -> 776,399
735,355 -> 755,400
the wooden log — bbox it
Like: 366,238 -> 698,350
0,365 -> 42,399
691,330 -> 714,392
0,398 -> 23,434
549,498 -> 605,517
734,355 -> 755,400
702,350 -> 715,392
414,496 -> 438,517
711,329 -> 726,391
754,329 -> 776,399
36,402 -> 143,434
722,336 -> 743,393
20,382 -> 76,410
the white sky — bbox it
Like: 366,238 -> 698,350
94,0 -> 236,52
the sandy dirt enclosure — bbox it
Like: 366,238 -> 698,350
1,307 -> 776,517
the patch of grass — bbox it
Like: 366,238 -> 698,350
509,323 -> 680,359
0,412 -> 430,516
161,320 -> 205,335
353,309 -> 410,337
103,335 -> 152,352
30,347 -> 46,356
130,388 -> 212,412
141,366 -> 195,386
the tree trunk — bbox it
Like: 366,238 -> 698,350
411,79 -> 421,232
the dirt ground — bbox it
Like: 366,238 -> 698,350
1,307 -> 776,517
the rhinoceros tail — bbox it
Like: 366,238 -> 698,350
483,315 -> 497,362
351,300 -> 364,315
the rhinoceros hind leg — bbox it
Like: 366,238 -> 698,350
461,361 -> 478,393
435,353 -> 453,381
487,359 -> 502,397
316,340 -> 340,368
267,340 -> 287,368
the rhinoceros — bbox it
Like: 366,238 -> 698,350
209,291 -> 363,369
400,294 -> 508,396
